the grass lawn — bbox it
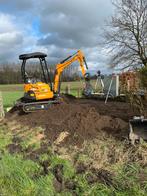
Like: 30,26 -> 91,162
0,84 -> 23,108
0,84 -> 23,92
2,91 -> 23,108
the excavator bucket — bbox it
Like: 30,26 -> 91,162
129,117 -> 147,144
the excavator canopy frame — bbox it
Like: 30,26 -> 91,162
19,52 -> 52,91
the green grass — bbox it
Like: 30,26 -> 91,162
0,125 -> 12,151
0,84 -> 23,91
0,84 -> 23,108
1,154 -> 146,196
50,155 -> 75,179
0,153 -> 55,196
2,91 -> 23,108
0,124 -> 147,195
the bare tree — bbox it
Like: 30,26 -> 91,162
105,0 -> 147,69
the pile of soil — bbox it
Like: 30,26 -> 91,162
6,97 -> 143,147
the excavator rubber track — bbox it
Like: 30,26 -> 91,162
16,99 -> 61,113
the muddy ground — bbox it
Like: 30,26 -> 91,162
4,97 -> 147,194
6,96 -> 146,147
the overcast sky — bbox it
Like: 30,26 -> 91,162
0,0 -> 114,73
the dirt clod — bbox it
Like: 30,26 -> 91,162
76,162 -> 87,174
7,143 -> 22,154
53,164 -> 64,183
40,160 -> 50,175
53,178 -> 62,193
65,180 -> 77,190
86,173 -> 98,184
90,168 -> 114,186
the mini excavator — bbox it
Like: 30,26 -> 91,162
16,50 -> 91,112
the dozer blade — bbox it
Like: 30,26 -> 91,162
129,117 -> 147,144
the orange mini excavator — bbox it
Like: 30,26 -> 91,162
16,50 -> 91,112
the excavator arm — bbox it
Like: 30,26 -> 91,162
53,50 -> 89,94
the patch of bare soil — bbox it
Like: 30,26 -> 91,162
7,106 -> 125,147
6,97 -> 146,147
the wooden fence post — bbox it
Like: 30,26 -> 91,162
0,91 -> 5,120
77,88 -> 80,98
65,84 -> 71,94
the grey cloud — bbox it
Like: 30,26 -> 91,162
38,0 -> 113,49
0,0 -> 114,73
38,30 -> 99,48
45,46 -> 76,64
38,33 -> 74,48
40,0 -> 112,28
0,12 -> 38,63
0,0 -> 34,12
0,32 -> 23,46
36,0 -> 113,71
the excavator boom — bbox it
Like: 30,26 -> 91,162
53,50 -> 89,94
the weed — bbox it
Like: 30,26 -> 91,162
39,153 -> 49,162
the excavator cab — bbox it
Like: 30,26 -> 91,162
17,52 -> 60,112
19,52 -> 54,102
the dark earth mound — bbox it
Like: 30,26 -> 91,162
6,97 -> 146,147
